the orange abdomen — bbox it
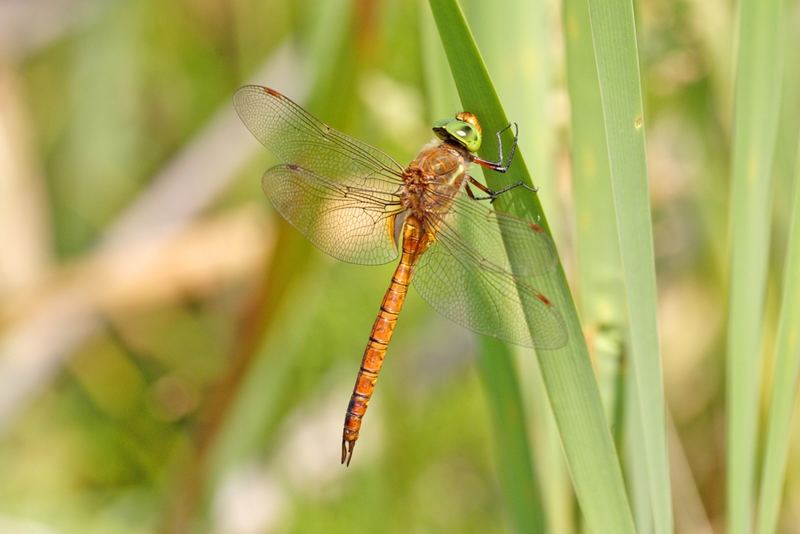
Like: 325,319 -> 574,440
341,215 -> 429,465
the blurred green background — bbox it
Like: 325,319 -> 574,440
0,0 -> 799,532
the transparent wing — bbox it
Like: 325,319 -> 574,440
413,194 -> 566,349
263,164 -> 403,265
234,85 -> 404,194
431,193 -> 559,277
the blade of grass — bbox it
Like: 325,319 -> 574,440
427,2 -> 635,532
419,0 -> 458,121
464,2 -> 572,531
585,1 -> 673,532
562,0 -> 629,461
518,350 -> 575,534
420,7 -> 545,531
465,0 -> 555,223
478,339 -> 546,533
725,0 -> 784,530
756,141 -> 800,534
562,9 -> 644,528
625,372 -> 654,533
770,4 -> 800,267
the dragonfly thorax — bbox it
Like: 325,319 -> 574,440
401,142 -> 470,221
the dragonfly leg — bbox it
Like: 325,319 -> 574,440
473,122 -> 519,173
466,175 -> 537,204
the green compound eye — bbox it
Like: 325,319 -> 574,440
432,116 -> 483,152
449,123 -> 481,152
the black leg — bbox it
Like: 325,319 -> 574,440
473,122 -> 519,173
466,175 -> 537,203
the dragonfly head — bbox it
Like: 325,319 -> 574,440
433,111 -> 483,153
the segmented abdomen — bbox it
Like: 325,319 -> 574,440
341,216 -> 428,465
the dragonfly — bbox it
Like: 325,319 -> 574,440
233,86 -> 567,466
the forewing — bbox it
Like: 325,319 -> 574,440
234,85 -> 404,194
263,164 -> 402,264
413,195 -> 566,349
